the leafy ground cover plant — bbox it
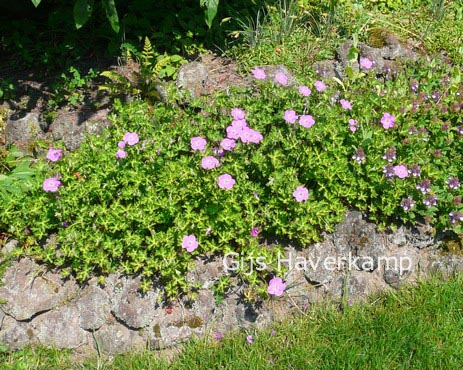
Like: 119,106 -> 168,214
0,146 -> 46,202
1,54 -> 462,298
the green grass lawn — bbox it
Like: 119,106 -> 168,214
2,274 -> 462,369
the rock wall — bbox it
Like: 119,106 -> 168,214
1,211 -> 462,356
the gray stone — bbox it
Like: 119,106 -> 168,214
333,211 -> 364,255
0,308 -> 4,329
333,211 -> 387,271
5,113 -> 46,151
336,40 -> 360,74
300,240 -> 341,285
330,274 -> 368,299
427,255 -> 463,277
1,239 -> 19,255
331,38 -> 419,81
76,283 -> 111,330
93,322 -> 144,355
30,305 -> 88,349
383,250 -> 418,288
148,296 -> 211,346
176,62 -> 209,98
0,258 -> 78,321
390,224 -> 437,249
159,325 -> 193,347
192,290 -> 215,325
391,226 -> 408,247
0,316 -> 32,350
313,60 -> 343,79
261,64 -> 298,86
359,44 -> 385,72
47,109 -> 111,151
186,257 -> 224,289
111,280 -> 158,329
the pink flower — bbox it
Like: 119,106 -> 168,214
299,115 -> 315,128
240,128 -> 263,144
299,85 -> 311,96
360,57 -> 374,70
191,136 -> 207,150
340,99 -> 352,110
220,138 -> 236,151
46,148 -> 63,162
123,132 -> 139,146
218,174 -> 236,190
246,335 -> 253,344
268,277 -> 286,296
215,332 -> 223,340
231,108 -> 246,120
115,149 -> 127,158
226,125 -> 243,140
394,165 -> 408,179
284,110 -> 298,124
182,235 -> 198,252
348,119 -> 358,132
314,80 -> 326,92
252,67 -> 266,80
231,119 -> 247,129
251,227 -> 259,237
293,186 -> 309,202
43,177 -> 62,192
275,72 -> 288,85
201,156 -> 219,169
381,113 -> 395,129
118,141 -> 126,149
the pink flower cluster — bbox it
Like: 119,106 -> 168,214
340,99 -> 352,110
348,119 -> 358,132
43,147 -> 64,192
251,67 -> 289,86
116,132 -> 140,158
284,110 -> 315,129
225,108 -> 263,145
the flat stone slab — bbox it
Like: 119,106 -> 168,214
0,258 -> 78,321
93,322 -> 145,355
76,283 -> 112,330
30,305 -> 89,349
111,279 -> 159,329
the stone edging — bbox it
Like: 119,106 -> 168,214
1,211 -> 463,355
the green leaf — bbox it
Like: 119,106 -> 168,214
102,0 -> 120,33
345,65 -> 354,79
347,46 -> 359,62
74,0 -> 94,29
31,0 -> 41,7
200,0 -> 219,29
